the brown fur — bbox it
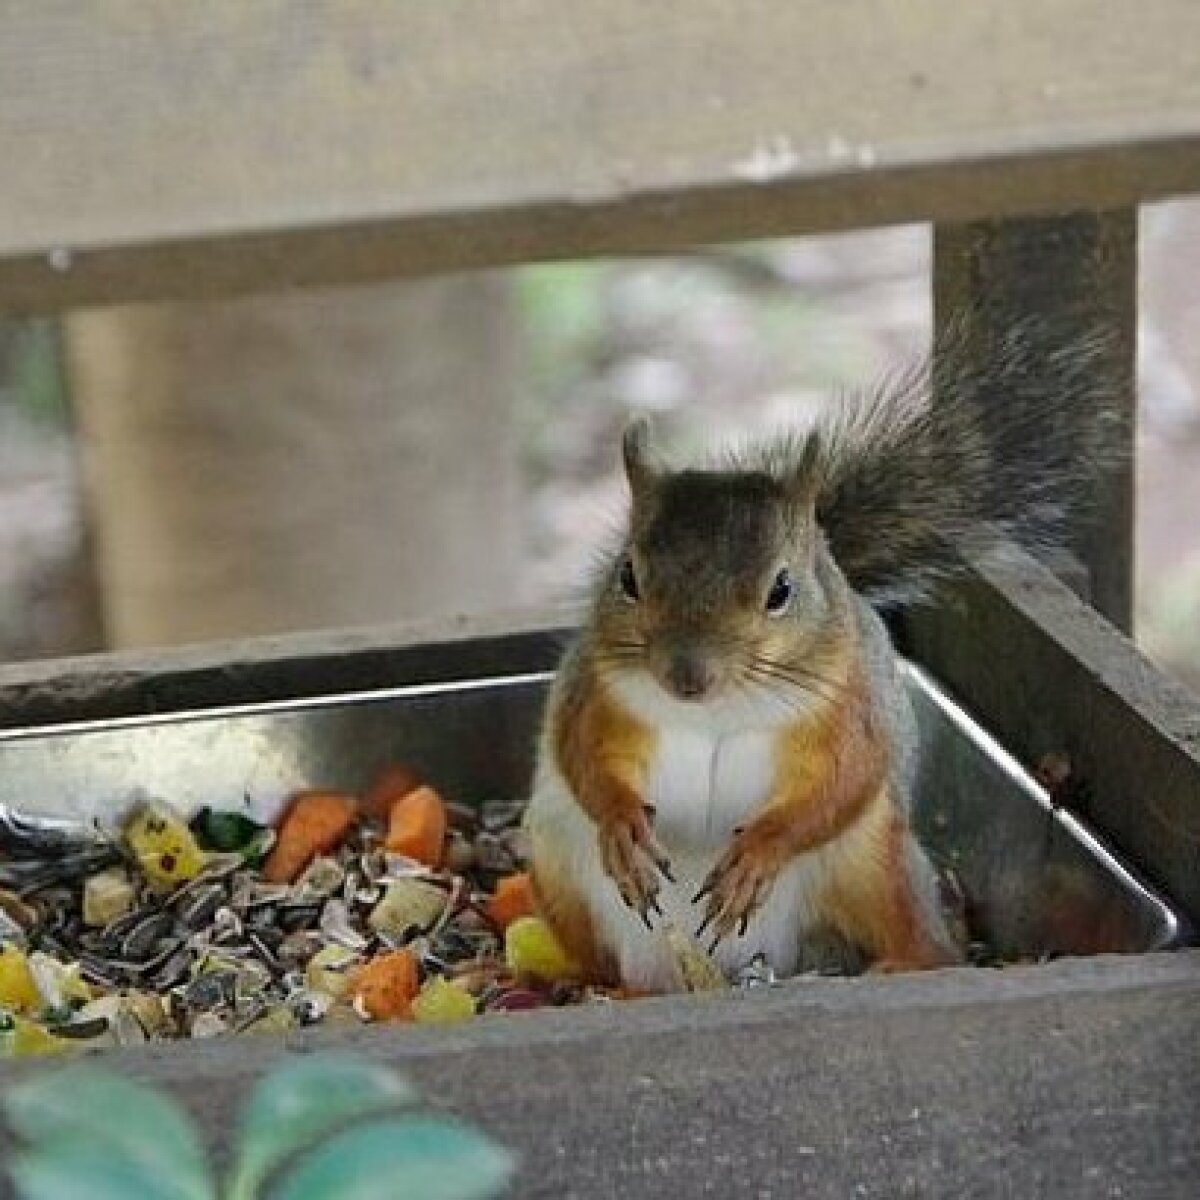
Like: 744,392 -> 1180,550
537,660 -> 664,969
551,662 -> 656,827
819,794 -> 955,970
764,660 -> 888,854
697,648 -> 893,939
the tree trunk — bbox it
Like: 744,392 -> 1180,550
65,275 -> 522,648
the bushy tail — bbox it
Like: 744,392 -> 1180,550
804,319 -> 1126,607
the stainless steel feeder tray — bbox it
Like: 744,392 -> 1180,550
0,660 -> 1183,960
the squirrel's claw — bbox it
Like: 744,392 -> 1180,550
696,830 -> 782,947
641,806 -> 675,882
598,807 -> 673,928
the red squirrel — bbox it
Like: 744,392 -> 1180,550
524,327 -> 1120,991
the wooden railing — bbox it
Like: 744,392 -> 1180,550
2,2 -> 1199,310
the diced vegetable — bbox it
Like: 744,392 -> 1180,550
262,792 -> 357,884
485,872 -> 535,931
411,977 -> 476,1024
0,946 -> 41,1014
82,868 -> 135,929
504,916 -> 580,983
350,951 -> 419,1022
124,803 -> 209,890
384,786 -> 447,869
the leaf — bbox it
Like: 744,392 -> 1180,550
189,808 -> 270,857
240,827 -> 277,867
267,1116 -> 516,1200
226,1056 -> 418,1200
2,1068 -> 214,1200
10,1134 -> 199,1200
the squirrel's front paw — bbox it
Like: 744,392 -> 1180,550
597,806 -> 674,927
695,826 -> 786,947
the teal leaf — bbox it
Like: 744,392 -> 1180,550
10,1134 -> 201,1200
2,1068 -> 214,1200
268,1116 -> 515,1200
227,1056 -> 418,1200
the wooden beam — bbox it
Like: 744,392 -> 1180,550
932,212 -> 1137,630
1,954 -> 1198,1198
3,1 -> 1200,310
0,609 -> 568,730
902,543 -> 1200,926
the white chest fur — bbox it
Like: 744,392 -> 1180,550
526,670 -> 840,991
646,726 -> 776,853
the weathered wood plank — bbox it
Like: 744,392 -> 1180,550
3,1 -> 1200,310
902,543 -> 1200,926
2,953 -> 1198,1199
933,212 -> 1137,630
0,609 -> 568,730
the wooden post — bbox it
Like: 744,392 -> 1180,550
932,212 -> 1137,631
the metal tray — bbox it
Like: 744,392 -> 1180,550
0,660 -> 1183,960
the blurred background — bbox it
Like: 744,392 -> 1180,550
1,202 -> 1197,692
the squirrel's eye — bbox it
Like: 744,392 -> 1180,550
618,556 -> 640,603
765,567 -> 792,616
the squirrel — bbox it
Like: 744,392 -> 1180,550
523,323 -> 1121,992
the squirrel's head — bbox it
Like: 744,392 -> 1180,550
593,419 -> 843,711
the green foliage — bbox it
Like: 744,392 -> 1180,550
189,809 -> 275,866
0,320 -> 69,427
226,1058 -> 417,1200
4,1069 -> 214,1200
268,1117 -> 515,1200
2,1056 -> 515,1200
9,1136 -> 199,1200
517,262 -> 607,387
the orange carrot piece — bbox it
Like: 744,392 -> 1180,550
485,872 -> 535,931
263,790 -> 358,884
362,763 -> 422,823
384,784 -> 447,868
352,949 -> 420,1021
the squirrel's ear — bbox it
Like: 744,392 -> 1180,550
762,431 -> 820,505
622,417 -> 661,499
779,433 -> 822,506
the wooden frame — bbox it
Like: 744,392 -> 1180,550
2,950 -> 1197,1196
903,545 -> 1200,925
1,5 -> 1198,1194
2,2 -> 1200,313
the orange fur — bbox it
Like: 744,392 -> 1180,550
819,794 -> 955,970
544,627 -> 950,976
541,665 -> 663,976
762,662 -> 888,854
698,658 -> 891,940
552,666 -> 656,829
551,665 -> 677,925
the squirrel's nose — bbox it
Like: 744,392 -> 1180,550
665,650 -> 714,701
